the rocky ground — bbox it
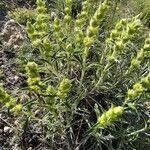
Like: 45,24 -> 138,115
0,5 -> 48,150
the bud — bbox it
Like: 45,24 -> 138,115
75,31 -> 84,43
26,62 -> 38,72
64,7 -> 70,14
26,22 -> 35,34
80,11 -> 87,18
90,17 -> 99,27
66,0 -> 72,6
143,44 -> 150,51
54,18 -> 60,26
26,62 -> 41,87
32,39 -> 41,48
76,19 -> 82,27
37,7 -> 47,14
57,78 -> 72,99
141,74 -> 150,88
114,106 -> 124,116
127,89 -> 137,99
84,36 -> 94,48
43,37 -> 51,50
64,15 -> 71,24
131,58 -> 140,67
54,25 -> 61,32
0,88 -> 11,103
110,30 -> 120,38
133,83 -> 144,93
145,38 -> 150,44
36,0 -> 45,6
66,43 -> 72,53
11,104 -> 23,113
27,77 -> 41,86
115,40 -> 124,49
137,49 -> 144,61
87,26 -> 98,37
82,0 -> 88,8
126,81 -> 145,101
46,85 -> 57,95
41,23 -> 48,30
108,55 -> 115,63
115,22 -> 124,31
5,99 -> 16,109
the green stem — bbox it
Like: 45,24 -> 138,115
79,47 -> 89,88
95,45 -> 116,88
95,62 -> 110,88
127,126 -> 150,136
67,52 -> 71,74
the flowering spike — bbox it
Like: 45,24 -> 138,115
26,62 -> 41,87
57,78 -> 72,99
98,106 -> 124,128
0,87 -> 22,113
126,74 -> 150,101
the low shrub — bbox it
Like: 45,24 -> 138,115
8,7 -> 36,25
0,0 -> 149,149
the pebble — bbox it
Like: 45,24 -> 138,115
4,126 -> 10,133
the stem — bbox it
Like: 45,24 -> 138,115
67,52 -> 70,74
95,45 -> 116,88
95,62 -> 110,88
79,47 -> 89,88
127,126 -> 150,136
99,46 -> 108,66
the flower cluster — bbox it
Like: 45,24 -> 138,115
107,17 -> 142,62
75,0 -> 89,43
131,37 -> 150,68
25,61 -> 72,99
97,73 -> 150,128
81,0 -> 109,80
57,78 -> 72,99
98,106 -> 124,128
84,0 -> 109,48
26,0 -> 51,56
0,88 -> 22,113
107,17 -> 142,48
63,0 -> 72,24
26,62 -> 41,91
53,17 -> 65,45
141,74 -> 150,88
126,74 -> 150,101
35,0 -> 49,34
53,17 -> 62,41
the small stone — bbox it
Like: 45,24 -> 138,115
9,128 -> 13,133
4,126 -> 10,133
14,75 -> 19,81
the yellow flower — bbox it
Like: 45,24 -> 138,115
98,106 -> 124,128
57,78 -> 72,99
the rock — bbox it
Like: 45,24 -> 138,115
0,19 -> 27,50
